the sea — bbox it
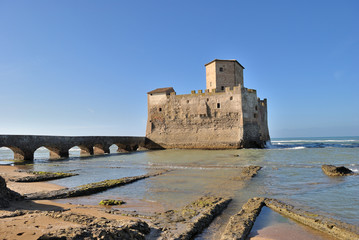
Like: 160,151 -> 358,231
1,136 -> 358,239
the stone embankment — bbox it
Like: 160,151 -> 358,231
221,197 -> 359,240
152,196 -> 232,240
25,170 -> 169,200
10,171 -> 78,182
321,164 -> 356,176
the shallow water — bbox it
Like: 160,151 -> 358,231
1,137 -> 359,237
248,207 -> 337,240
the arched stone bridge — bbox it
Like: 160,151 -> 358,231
0,135 -> 160,161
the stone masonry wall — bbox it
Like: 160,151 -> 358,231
146,87 -> 245,149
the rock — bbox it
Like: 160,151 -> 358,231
39,212 -> 150,240
24,170 -> 169,200
153,196 -> 232,239
265,198 -> 359,240
321,165 -> 354,176
221,197 -> 265,240
10,171 -> 78,182
0,175 -> 22,208
231,166 -> 262,181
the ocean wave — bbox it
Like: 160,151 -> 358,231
272,139 -> 357,143
267,141 -> 359,150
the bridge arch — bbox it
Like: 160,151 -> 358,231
69,145 -> 93,157
93,144 -> 110,155
109,144 -> 119,153
0,146 -> 14,160
115,143 -> 139,153
0,146 -> 34,161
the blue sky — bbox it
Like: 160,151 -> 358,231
0,0 -> 358,138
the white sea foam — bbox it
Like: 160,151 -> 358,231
272,139 -> 356,143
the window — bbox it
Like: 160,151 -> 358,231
221,86 -> 224,91
219,67 -> 224,72
230,96 -> 233,100
187,100 -> 189,103
159,108 -> 162,112
210,82 -> 212,87
255,106 -> 258,110
217,103 -> 221,108
254,113 -> 257,118
207,98 -> 209,102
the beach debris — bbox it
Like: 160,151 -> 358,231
38,212 -> 150,240
24,169 -> 169,200
99,199 -> 125,206
321,164 -> 354,176
152,196 -> 231,239
230,166 -> 262,181
221,197 -> 265,240
0,176 -> 22,208
10,171 -> 78,182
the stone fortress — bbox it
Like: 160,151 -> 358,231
146,59 -> 270,149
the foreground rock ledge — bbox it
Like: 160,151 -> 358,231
24,170 -> 169,200
153,196 -> 232,240
38,212 -> 150,240
10,171 -> 78,182
221,197 -> 264,240
321,164 -> 355,176
221,197 -> 359,240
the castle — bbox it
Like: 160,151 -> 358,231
146,59 -> 270,149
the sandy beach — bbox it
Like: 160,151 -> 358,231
0,165 -> 138,240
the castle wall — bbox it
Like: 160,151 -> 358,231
146,88 -> 245,149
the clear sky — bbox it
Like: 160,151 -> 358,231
0,0 -> 358,138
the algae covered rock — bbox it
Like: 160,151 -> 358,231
322,165 -> 354,176
99,199 -> 125,206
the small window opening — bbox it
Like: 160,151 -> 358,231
210,82 -> 212,87
254,113 -> 257,118
255,106 -> 258,110
230,96 -> 233,100
221,86 -> 224,91
159,108 -> 162,112
187,100 -> 189,103
207,98 -> 209,102
219,67 -> 224,72
217,103 -> 221,108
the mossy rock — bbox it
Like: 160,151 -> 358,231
99,199 -> 125,206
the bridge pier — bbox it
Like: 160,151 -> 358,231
79,146 -> 93,156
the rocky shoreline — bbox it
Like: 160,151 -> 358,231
1,164 -> 359,239
221,197 -> 359,240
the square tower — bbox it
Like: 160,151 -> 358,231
205,59 -> 245,91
